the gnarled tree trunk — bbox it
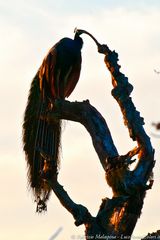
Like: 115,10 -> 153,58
45,33 -> 155,239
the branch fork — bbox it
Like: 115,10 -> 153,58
44,29 -> 155,238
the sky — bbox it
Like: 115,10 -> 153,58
0,0 -> 160,239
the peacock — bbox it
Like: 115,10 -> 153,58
22,31 -> 83,212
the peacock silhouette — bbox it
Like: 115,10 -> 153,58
22,30 -> 83,212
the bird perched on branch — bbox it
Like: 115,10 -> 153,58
22,31 -> 83,212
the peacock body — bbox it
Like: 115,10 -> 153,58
22,34 -> 83,212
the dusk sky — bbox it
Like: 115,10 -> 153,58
1,1 -> 160,239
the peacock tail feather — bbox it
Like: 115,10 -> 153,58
22,72 -> 61,212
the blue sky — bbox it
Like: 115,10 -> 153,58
1,1 -> 160,239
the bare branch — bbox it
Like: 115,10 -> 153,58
48,179 -> 92,226
46,99 -> 119,170
94,41 -> 155,236
101,47 -> 155,182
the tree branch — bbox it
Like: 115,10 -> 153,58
99,45 -> 155,186
96,43 -> 155,236
48,179 -> 92,226
46,99 -> 119,170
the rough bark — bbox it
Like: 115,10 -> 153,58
45,40 -> 155,239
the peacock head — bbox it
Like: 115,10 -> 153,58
74,27 -> 83,50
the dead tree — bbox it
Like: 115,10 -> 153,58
44,30 -> 155,239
